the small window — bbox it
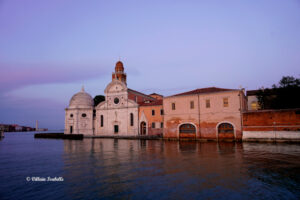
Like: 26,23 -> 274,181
161,122 -> 163,128
114,125 -> 119,133
152,110 -> 155,116
100,115 -> 104,127
82,113 -> 87,118
223,98 -> 229,107
70,114 -> 73,118
206,99 -> 210,108
160,109 -> 164,115
130,113 -> 134,126
172,103 -> 176,110
70,126 -> 73,134
190,101 -> 194,109
152,122 -> 155,128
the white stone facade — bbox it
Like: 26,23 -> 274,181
64,87 -> 94,135
64,61 -> 140,136
95,80 -> 139,136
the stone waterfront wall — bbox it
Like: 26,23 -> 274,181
242,109 -> 300,141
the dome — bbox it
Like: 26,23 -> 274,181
69,86 -> 94,108
115,61 -> 124,72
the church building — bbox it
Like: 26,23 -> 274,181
65,61 -> 161,136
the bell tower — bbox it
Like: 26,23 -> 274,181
112,61 -> 127,85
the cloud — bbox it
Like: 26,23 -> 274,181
0,62 -> 109,93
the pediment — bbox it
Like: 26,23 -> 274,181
104,80 -> 127,94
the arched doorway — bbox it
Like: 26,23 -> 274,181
140,121 -> 146,135
218,123 -> 234,140
179,123 -> 196,139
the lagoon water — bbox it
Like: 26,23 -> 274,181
0,132 -> 300,200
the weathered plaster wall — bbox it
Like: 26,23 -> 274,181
163,91 -> 244,140
139,105 -> 163,136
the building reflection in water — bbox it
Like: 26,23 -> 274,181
62,139 -> 300,199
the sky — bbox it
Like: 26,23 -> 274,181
0,0 -> 299,130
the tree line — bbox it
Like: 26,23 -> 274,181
256,76 -> 300,109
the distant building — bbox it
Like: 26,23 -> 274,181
0,124 -> 36,132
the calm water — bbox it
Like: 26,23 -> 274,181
0,132 -> 300,200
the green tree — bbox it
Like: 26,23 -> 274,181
257,76 -> 300,109
94,95 -> 105,107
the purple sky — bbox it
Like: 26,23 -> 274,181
0,0 -> 299,130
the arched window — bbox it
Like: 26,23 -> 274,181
130,113 -> 134,126
218,123 -> 234,134
179,124 -> 196,134
100,115 -> 104,127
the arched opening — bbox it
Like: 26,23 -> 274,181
140,121 -> 146,135
179,123 -> 196,139
218,123 -> 234,140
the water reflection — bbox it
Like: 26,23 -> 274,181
62,139 -> 300,200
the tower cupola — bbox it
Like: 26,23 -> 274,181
115,61 -> 124,72
112,60 -> 127,85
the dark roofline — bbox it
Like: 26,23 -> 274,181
167,87 -> 239,98
246,88 -> 277,96
149,93 -> 163,96
128,88 -> 156,100
138,99 -> 163,106
246,90 -> 260,96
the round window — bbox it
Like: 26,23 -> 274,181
114,97 -> 119,104
70,114 -> 73,118
82,113 -> 87,118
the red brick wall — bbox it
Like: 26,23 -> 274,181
243,109 -> 300,131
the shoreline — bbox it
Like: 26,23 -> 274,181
33,133 -> 300,143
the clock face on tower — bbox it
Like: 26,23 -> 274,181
114,97 -> 119,104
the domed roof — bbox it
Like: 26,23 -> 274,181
115,61 -> 124,72
69,86 -> 94,108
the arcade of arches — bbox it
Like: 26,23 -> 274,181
177,122 -> 235,139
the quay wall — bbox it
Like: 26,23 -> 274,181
242,109 -> 300,142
